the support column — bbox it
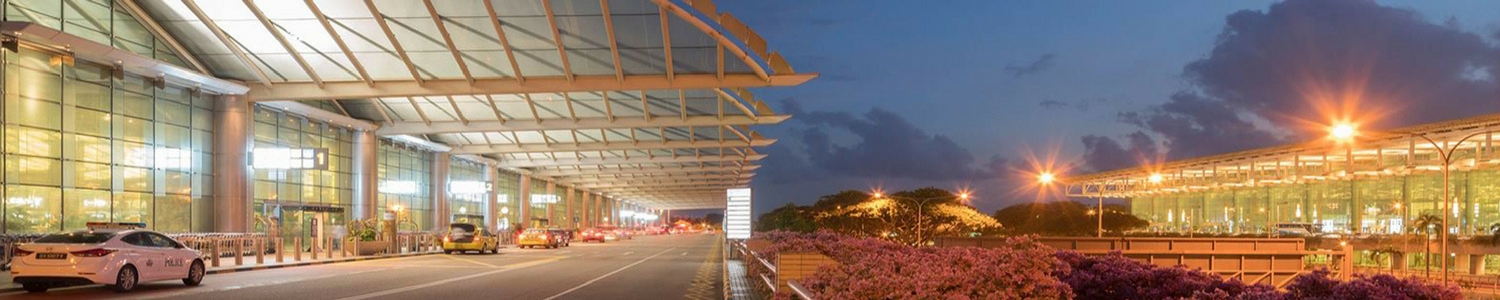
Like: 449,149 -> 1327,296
213,94 -> 252,232
486,165 -> 499,231
519,175 -> 532,228
351,130 -> 378,220
432,152 -> 451,229
1391,252 -> 1407,271
566,186 -> 576,228
1470,254 -> 1486,275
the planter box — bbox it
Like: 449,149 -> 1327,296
348,240 -> 391,256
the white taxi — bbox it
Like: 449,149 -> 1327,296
10,223 -> 205,293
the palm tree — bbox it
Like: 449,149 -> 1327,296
1410,214 -> 1442,278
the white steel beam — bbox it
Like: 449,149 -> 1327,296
246,74 -> 815,101
532,165 -> 758,177
560,173 -> 753,183
496,154 -> 765,168
377,115 -> 787,135
576,180 -> 749,189
450,139 -> 773,154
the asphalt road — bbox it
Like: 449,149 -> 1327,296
1,233 -> 725,300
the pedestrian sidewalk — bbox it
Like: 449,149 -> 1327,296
1,249 -> 441,293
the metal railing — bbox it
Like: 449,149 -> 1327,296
3,231 -> 444,271
731,240 -> 815,300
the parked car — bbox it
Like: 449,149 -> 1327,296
549,229 -> 573,247
599,226 -> 631,240
578,228 -> 617,243
517,228 -> 562,249
442,223 -> 500,254
11,223 -> 205,293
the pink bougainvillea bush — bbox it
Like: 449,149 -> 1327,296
1053,251 -> 1281,300
756,231 -> 1071,300
750,231 -> 1462,300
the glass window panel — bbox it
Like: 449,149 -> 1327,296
113,192 -> 152,225
68,161 -> 111,189
5,185 -> 63,232
64,189 -> 112,230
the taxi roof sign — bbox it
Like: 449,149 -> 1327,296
86,222 -> 146,230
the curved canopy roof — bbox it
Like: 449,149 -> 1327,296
134,0 -> 815,210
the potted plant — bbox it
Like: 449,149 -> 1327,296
347,220 -> 391,256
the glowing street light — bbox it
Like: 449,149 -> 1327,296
1037,172 -> 1056,184
1330,123 -> 1357,141
1148,173 -> 1164,184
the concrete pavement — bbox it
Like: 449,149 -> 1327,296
1,233 -> 724,300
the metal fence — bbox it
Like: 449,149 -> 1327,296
3,231 -> 445,271
730,240 -> 815,300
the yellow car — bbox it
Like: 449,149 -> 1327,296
442,223 -> 500,254
516,228 -> 562,249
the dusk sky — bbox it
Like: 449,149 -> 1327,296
685,0 -> 1500,217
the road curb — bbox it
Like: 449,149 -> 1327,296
1,251 -> 442,293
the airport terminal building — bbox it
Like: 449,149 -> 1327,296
0,0 -> 808,242
1067,114 -> 1500,236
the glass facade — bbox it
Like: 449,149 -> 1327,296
528,179 -> 551,227
1,47 -> 214,233
377,141 -> 432,230
1131,171 -> 1500,235
5,0 -> 192,69
250,106 -> 354,243
447,157 -> 487,227
495,170 -> 520,230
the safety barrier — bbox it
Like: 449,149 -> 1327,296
730,240 -> 817,300
3,232 -> 444,270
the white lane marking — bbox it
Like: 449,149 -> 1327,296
332,256 -> 564,300
680,252 -> 688,256
621,251 -> 634,256
440,254 -> 500,268
541,248 -> 676,300
131,267 -> 398,300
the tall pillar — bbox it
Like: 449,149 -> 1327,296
1469,254 -> 1486,275
565,186 -> 576,228
519,175 -> 531,228
487,166 -> 500,231
212,94 -> 252,232
351,130 -> 378,220
432,152 -> 451,229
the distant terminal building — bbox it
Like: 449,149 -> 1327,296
1067,114 -> 1500,236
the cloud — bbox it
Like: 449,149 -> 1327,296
1081,0 -> 1500,171
1005,54 -> 1057,78
1039,98 -> 1109,112
1038,100 -> 1069,109
783,101 -> 1005,180
1185,0 -> 1500,129
1081,132 -> 1159,172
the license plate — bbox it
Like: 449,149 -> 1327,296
36,253 -> 67,259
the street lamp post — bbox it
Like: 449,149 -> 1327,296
1331,123 -> 1487,285
871,191 -> 970,246
1038,173 -> 1159,237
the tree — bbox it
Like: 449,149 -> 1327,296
1410,214 -> 1442,276
704,213 -> 723,227
752,188 -> 1003,246
755,203 -> 816,233
993,201 -> 1148,236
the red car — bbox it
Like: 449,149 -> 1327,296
579,228 -> 616,242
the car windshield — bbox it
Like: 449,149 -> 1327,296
34,231 -> 117,244
450,224 -> 476,233
524,229 -> 549,234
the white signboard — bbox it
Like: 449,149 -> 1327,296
379,180 -> 419,195
726,188 -> 752,239
530,194 -> 559,204
252,148 -> 329,170
449,181 -> 490,195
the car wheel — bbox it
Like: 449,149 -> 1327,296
21,283 -> 48,293
112,265 -> 139,293
183,260 -> 205,286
